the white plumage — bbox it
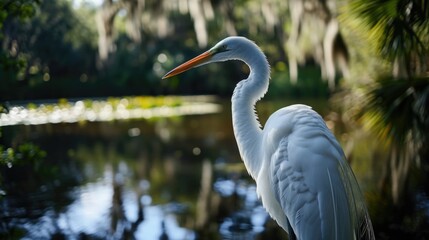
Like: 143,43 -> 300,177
163,36 -> 375,240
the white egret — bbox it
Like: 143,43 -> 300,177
163,36 -> 375,240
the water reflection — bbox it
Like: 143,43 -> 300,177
0,96 -> 221,126
217,182 -> 268,240
0,101 -> 263,239
1,100 -> 429,239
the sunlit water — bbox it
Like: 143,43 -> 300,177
0,96 -> 221,126
1,99 -> 283,239
1,99 -> 428,239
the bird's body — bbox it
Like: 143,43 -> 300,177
163,36 -> 374,239
258,105 -> 358,239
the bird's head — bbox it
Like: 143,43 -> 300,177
162,36 -> 252,79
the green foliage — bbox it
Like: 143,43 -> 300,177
269,64 -> 330,99
0,0 -> 40,29
0,142 -> 46,168
347,0 -> 429,62
0,0 -> 97,100
0,0 -> 330,100
344,0 -> 429,168
0,0 -> 41,91
360,77 -> 429,150
341,0 -> 429,170
0,145 -> 15,166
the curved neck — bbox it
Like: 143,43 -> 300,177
231,45 -> 270,179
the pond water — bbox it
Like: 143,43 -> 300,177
1,99 -> 428,239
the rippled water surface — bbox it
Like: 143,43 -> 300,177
1,99 -> 428,239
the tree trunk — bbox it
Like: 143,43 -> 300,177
96,0 -> 123,68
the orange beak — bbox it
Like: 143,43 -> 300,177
162,50 -> 213,79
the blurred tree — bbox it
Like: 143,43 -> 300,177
348,0 -> 428,79
0,0 -> 40,89
1,0 -> 352,99
342,0 -> 429,204
95,0 -> 215,68
96,0 -> 126,67
0,0 -> 41,41
286,0 -> 349,89
0,0 -> 97,100
94,0 -> 341,98
361,77 -> 429,204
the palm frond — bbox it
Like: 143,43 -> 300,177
347,0 -> 429,61
360,77 -> 429,153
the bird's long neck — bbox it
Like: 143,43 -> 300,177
231,45 -> 270,180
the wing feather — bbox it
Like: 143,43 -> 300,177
270,137 -> 322,239
269,120 -> 375,240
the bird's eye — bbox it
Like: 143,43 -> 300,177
215,44 -> 228,53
